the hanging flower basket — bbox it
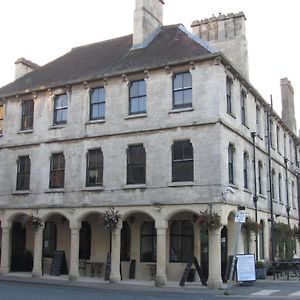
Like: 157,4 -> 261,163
100,207 -> 121,231
26,215 -> 43,230
242,217 -> 260,233
196,209 -> 221,230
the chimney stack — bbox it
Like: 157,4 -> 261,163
281,77 -> 297,135
133,0 -> 164,49
191,12 -> 249,79
15,57 -> 39,80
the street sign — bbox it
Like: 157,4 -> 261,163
235,212 -> 246,223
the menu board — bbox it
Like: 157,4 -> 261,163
236,254 -> 256,282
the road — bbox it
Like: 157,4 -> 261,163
1,280 -> 300,300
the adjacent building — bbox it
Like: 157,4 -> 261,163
0,0 -> 299,288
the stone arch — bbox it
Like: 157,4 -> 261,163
40,210 -> 70,223
76,209 -> 102,223
122,208 -> 156,221
163,207 -> 199,222
5,211 -> 32,226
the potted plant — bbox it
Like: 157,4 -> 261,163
100,207 -> 121,231
196,209 -> 221,230
255,260 -> 267,279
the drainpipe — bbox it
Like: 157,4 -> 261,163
284,157 -> 290,226
267,99 -> 275,262
251,131 -> 259,261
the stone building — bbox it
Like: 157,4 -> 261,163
0,0 -> 299,289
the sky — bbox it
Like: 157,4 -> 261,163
0,0 -> 299,131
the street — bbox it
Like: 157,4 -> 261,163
1,279 -> 300,300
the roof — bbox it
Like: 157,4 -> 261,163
0,25 -> 213,98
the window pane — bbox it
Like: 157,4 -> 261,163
61,109 -> 67,122
173,142 -> 183,160
182,220 -> 193,234
61,94 -> 68,107
173,74 -> 182,90
138,80 -> 146,96
183,72 -> 192,87
98,103 -> 105,117
183,89 -> 192,104
139,96 -> 146,113
130,98 -> 139,114
173,161 -> 193,181
174,91 -> 183,106
130,81 -> 139,98
184,142 -> 193,159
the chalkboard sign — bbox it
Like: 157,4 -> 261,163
129,259 -> 136,279
236,254 -> 256,282
179,257 -> 207,287
49,251 -> 68,276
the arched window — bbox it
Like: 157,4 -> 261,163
170,220 -> 194,262
79,221 -> 91,260
121,221 -> 131,261
140,221 -> 156,262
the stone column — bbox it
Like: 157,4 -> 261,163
69,225 -> 80,281
155,224 -> 167,287
194,224 -> 201,282
0,226 -> 11,274
32,225 -> 45,277
110,226 -> 122,283
207,227 -> 223,289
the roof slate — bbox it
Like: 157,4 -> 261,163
0,25 -> 213,98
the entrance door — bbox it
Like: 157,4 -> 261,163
11,222 -> 32,271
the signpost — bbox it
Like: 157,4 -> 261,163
227,211 -> 246,290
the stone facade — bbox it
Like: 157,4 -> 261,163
0,0 -> 299,290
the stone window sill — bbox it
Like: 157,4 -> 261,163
168,181 -> 194,187
169,107 -> 194,114
49,124 -> 67,130
85,119 -> 105,125
124,113 -> 147,120
45,188 -> 65,193
258,194 -> 266,200
227,112 -> 236,119
244,188 -> 252,194
17,129 -> 33,134
12,190 -> 30,195
82,186 -> 104,192
123,184 -> 147,190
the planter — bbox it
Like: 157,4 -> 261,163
255,268 -> 267,279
